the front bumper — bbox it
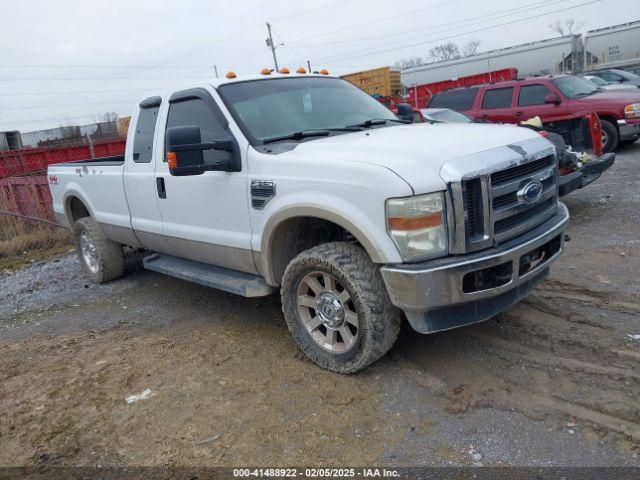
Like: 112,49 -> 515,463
559,152 -> 615,197
618,119 -> 640,141
381,203 -> 569,333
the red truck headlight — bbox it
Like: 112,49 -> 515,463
625,103 -> 640,119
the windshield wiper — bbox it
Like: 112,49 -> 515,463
262,127 -> 361,144
347,118 -> 411,128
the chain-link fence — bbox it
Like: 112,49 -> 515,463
0,121 -> 127,268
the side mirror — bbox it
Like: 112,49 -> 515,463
166,125 -> 234,176
396,103 -> 415,122
545,94 -> 561,105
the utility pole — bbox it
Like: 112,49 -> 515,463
307,60 -> 312,73
265,23 -> 279,71
214,65 -> 219,79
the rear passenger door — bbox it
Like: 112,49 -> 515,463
515,83 -> 566,122
123,96 -> 171,254
478,87 -> 515,123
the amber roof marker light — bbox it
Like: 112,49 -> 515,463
319,69 -> 329,75
225,71 -> 237,79
278,67 -> 290,74
296,67 -> 306,74
260,68 -> 271,75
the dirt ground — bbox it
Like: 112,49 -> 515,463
1,144 -> 639,468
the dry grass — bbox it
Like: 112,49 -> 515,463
0,214 -> 73,270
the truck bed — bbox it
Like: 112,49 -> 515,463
48,155 -> 131,236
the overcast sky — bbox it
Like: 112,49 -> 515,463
0,0 -> 636,132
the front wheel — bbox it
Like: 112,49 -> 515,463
601,119 -> 619,153
73,217 -> 124,283
280,242 -> 401,374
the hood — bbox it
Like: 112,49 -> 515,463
573,89 -> 640,105
283,122 -> 543,193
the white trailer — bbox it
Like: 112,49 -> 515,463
584,20 -> 640,70
401,35 -> 579,87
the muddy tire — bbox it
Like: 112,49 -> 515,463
73,217 -> 124,284
281,242 -> 401,374
601,119 -> 619,153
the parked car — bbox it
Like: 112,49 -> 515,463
588,69 -> 640,88
417,108 -> 614,197
582,75 -> 640,93
48,71 -> 569,373
427,75 -> 640,152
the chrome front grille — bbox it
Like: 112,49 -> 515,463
489,154 -> 558,243
449,153 -> 559,254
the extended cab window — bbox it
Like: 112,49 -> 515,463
481,87 -> 514,109
165,95 -> 233,165
518,84 -> 551,106
428,88 -> 478,111
132,104 -> 160,163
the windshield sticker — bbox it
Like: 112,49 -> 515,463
303,93 -> 312,113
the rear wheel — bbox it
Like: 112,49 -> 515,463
73,217 -> 124,283
280,242 -> 401,374
601,119 -> 619,153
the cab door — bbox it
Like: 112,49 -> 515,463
154,88 -> 256,274
515,83 -> 567,122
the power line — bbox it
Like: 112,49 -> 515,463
0,113 -> 130,126
0,88 -> 151,97
0,64 -> 215,69
293,0 -> 572,48
1,99 -> 136,110
268,0 -> 353,24
287,0 -> 460,44
0,74 -> 217,82
316,0 -> 605,63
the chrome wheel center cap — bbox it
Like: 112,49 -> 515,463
316,292 -> 344,328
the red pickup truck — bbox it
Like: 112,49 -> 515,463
427,75 -> 640,152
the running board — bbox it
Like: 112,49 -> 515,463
143,253 -> 275,297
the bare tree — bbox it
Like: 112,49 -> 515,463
549,18 -> 585,35
462,39 -> 481,57
100,112 -> 119,123
429,42 -> 460,62
395,56 -> 425,69
429,44 -> 455,62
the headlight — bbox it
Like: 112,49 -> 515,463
625,103 -> 640,119
386,192 -> 448,262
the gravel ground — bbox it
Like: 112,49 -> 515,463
1,144 -> 639,468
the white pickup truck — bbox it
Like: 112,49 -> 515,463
49,72 -> 569,373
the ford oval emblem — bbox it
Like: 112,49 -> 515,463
518,181 -> 544,204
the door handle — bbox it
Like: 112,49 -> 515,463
156,177 -> 166,199
515,110 -> 524,116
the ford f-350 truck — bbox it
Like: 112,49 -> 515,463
48,72 -> 569,373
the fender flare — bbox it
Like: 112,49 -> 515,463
259,205 -> 391,286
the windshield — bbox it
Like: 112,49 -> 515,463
552,76 -> 600,98
217,77 -> 398,143
427,109 -> 471,123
